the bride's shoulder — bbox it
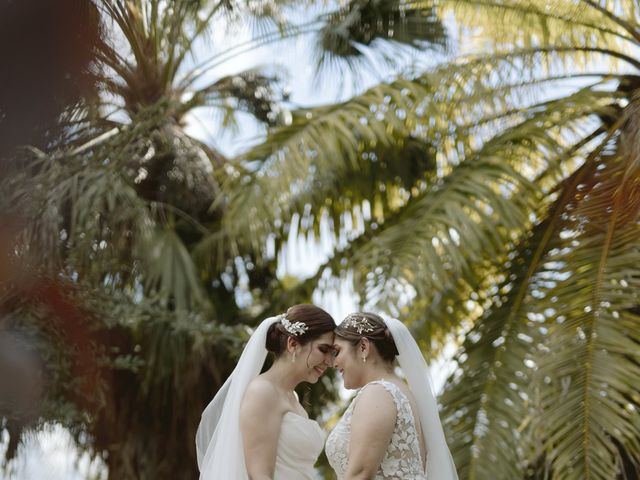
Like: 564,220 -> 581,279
242,377 -> 281,412
359,379 -> 398,397
240,378 -> 288,431
349,382 -> 397,435
240,378 -> 288,426
352,382 -> 397,417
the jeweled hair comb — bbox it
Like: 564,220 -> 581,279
276,313 -> 308,336
341,313 -> 375,335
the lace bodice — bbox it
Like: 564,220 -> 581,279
325,380 -> 426,480
274,412 -> 325,479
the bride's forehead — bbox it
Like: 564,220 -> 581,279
332,337 -> 351,348
317,331 -> 335,342
308,331 -> 334,345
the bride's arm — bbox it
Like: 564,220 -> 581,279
240,379 -> 283,480
344,384 -> 397,480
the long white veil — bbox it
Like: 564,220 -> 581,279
384,317 -> 458,480
196,316 -> 279,480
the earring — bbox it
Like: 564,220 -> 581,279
361,354 -> 367,363
291,350 -> 297,363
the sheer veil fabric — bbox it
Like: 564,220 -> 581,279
196,316 -> 279,480
384,318 -> 459,480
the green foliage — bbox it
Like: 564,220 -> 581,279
219,1 -> 640,479
317,0 -> 447,75
3,0 -> 640,479
1,0 -> 446,478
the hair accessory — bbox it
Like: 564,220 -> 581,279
341,313 -> 375,335
277,313 -> 308,336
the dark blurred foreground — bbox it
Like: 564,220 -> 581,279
0,0 -> 103,463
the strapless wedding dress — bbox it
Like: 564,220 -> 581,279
274,412 -> 325,479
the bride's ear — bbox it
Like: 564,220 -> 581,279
359,338 -> 371,357
286,336 -> 299,352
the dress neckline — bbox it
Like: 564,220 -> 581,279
283,411 -> 317,423
364,379 -> 403,396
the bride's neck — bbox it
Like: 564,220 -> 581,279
263,357 -> 301,392
361,362 -> 396,385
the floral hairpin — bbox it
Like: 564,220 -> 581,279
277,313 -> 308,336
341,314 -> 375,335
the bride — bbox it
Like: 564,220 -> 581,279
326,312 -> 458,480
196,304 -> 335,480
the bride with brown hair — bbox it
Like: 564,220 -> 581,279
196,304 -> 335,480
326,312 -> 458,480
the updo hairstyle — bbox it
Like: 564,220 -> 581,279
334,312 -> 399,362
266,304 -> 335,356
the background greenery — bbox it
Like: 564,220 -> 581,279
1,0 -> 639,479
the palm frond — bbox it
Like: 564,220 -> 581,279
193,67 -> 290,125
143,229 -> 210,311
218,65 -> 619,252
441,99 -> 640,479
316,0 -> 447,78
442,0 -> 638,52
440,152 -> 604,478
214,78 -> 432,252
532,108 -> 640,479
8,117 -> 222,307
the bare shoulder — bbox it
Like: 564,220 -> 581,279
349,382 -> 397,452
352,383 -> 397,423
241,376 -> 282,415
245,376 -> 279,399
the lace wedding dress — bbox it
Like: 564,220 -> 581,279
274,412 -> 326,479
325,379 -> 427,480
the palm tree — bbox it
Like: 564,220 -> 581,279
1,0 -> 447,478
215,1 -> 640,479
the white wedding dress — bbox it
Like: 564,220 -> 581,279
274,412 -> 326,479
198,316 -> 457,480
325,379 -> 427,480
197,316 -> 328,480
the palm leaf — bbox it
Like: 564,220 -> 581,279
143,229 -> 210,311
442,0 -> 637,52
533,111 -> 640,479
316,0 -> 447,77
440,154 -> 604,478
214,78 -> 433,251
